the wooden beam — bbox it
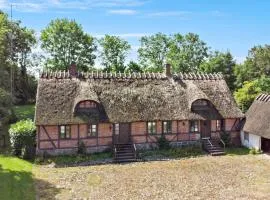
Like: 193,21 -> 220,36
41,125 -> 57,149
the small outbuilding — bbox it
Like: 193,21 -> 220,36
241,94 -> 270,152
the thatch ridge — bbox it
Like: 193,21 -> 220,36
243,93 -> 270,139
40,70 -> 223,80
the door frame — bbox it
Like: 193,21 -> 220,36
200,120 -> 211,139
113,123 -> 131,144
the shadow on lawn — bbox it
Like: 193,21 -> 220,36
0,162 -> 61,200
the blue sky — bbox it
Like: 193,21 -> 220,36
1,0 -> 270,63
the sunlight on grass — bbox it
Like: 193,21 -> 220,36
0,155 -> 35,200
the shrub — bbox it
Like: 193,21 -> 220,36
9,119 -> 36,159
220,131 -> 231,146
157,135 -> 170,149
249,148 -> 262,155
78,140 -> 87,155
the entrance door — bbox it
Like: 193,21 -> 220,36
200,120 -> 211,138
261,137 -> 270,152
114,123 -> 130,144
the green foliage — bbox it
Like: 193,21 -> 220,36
200,51 -> 236,91
220,131 -> 231,146
234,79 -> 266,111
157,135 -> 170,149
99,35 -> 131,72
139,146 -> 203,160
249,148 -> 263,155
9,119 -> 36,159
13,104 -> 35,120
41,18 -> 97,71
225,147 -> 250,155
35,152 -> 112,166
125,61 -> 143,72
0,155 -> 35,200
167,33 -> 209,72
138,33 -> 171,72
77,140 -> 87,155
234,45 -> 270,89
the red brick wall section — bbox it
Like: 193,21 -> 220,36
38,123 -> 113,150
178,120 -> 189,133
98,123 -> 112,137
131,122 -> 146,135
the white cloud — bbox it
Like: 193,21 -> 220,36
108,9 -> 137,15
3,0 -> 148,12
93,33 -> 151,39
0,0 -> 8,9
146,11 -> 192,17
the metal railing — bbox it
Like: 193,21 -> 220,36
220,139 -> 226,151
133,144 -> 137,159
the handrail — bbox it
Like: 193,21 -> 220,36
220,139 -> 226,150
133,143 -> 137,159
207,139 -> 213,147
113,146 -> 117,159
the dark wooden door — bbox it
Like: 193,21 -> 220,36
114,123 -> 130,144
200,120 -> 211,138
262,137 -> 270,152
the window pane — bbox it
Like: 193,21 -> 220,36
60,126 -> 65,134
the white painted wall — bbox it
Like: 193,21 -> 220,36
240,130 -> 261,150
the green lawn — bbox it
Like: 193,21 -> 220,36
13,104 -> 35,120
0,155 -> 35,200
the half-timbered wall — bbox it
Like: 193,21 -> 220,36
37,118 -> 241,154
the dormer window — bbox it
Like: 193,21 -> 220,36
78,100 -> 97,108
191,99 -> 209,111
192,99 -> 208,106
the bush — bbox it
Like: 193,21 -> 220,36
78,140 -> 86,155
157,135 -> 170,149
249,148 -> 262,155
9,119 -> 36,159
220,131 -> 231,146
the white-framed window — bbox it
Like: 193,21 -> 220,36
190,120 -> 199,132
88,124 -> 97,137
114,123 -> 119,135
216,120 -> 221,131
162,121 -> 172,134
59,125 -> 71,139
147,121 -> 157,134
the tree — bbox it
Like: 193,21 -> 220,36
234,45 -> 270,88
200,51 -> 236,91
138,33 -> 171,72
167,33 -> 209,72
0,12 -> 37,104
234,76 -> 270,112
234,80 -> 262,112
99,35 -> 131,72
41,18 -> 97,71
11,23 -> 36,76
125,61 -> 143,73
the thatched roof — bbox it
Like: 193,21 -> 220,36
243,94 -> 270,139
35,71 -> 243,125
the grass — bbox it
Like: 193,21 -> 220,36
139,146 -> 204,160
33,154 -> 270,199
13,104 -> 35,120
0,155 -> 35,200
35,152 -> 112,166
225,147 -> 250,155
